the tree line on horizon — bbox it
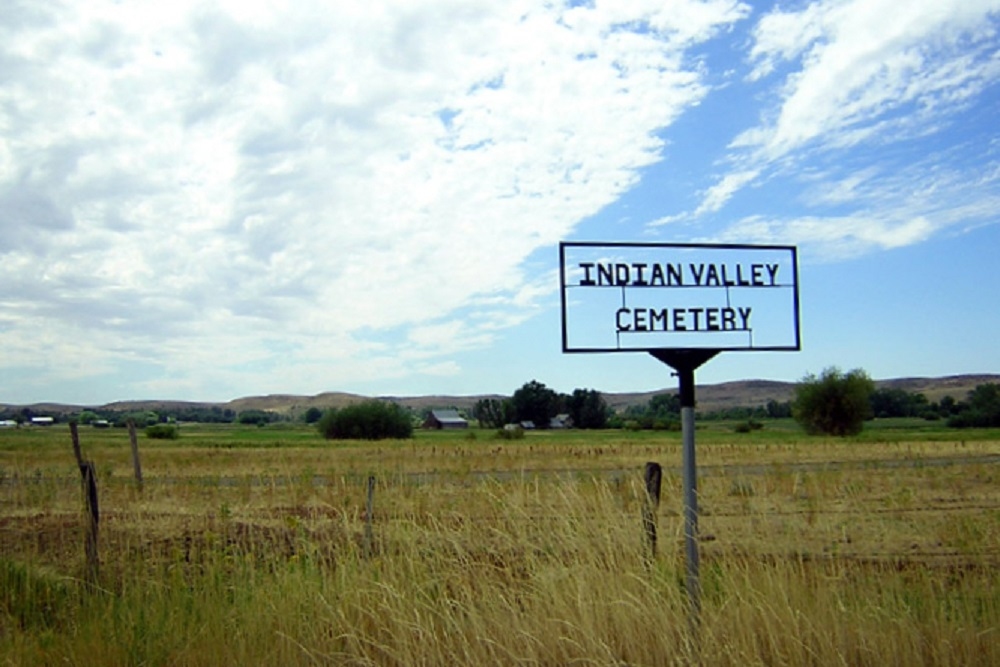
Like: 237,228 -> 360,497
473,374 -> 1000,435
4,373 -> 1000,437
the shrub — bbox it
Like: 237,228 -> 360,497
652,418 -> 681,432
947,383 -> 1000,428
495,425 -> 524,440
127,411 -> 160,427
317,401 -> 413,440
302,407 -> 324,424
733,419 -> 764,433
237,410 -> 276,427
144,424 -> 179,440
793,367 -> 874,437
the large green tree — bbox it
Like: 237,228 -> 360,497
869,387 -> 929,418
75,410 -> 100,425
317,401 -> 413,440
473,398 -> 515,429
565,388 -> 609,429
302,406 -> 324,424
947,383 -> 1000,427
511,380 -> 560,429
237,409 -> 277,426
793,367 -> 874,436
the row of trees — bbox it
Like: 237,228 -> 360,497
6,373 -> 999,441
481,372 -> 1000,438
472,381 -> 610,430
0,406 -> 324,428
313,374 -> 824,440
870,387 -> 962,420
943,383 -> 1000,428
310,381 -> 611,441
792,368 -> 1000,435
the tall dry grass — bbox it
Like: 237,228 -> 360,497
1,426 -> 998,665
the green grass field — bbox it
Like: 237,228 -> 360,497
1,421 -> 998,665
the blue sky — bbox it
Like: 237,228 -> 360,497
2,0 -> 999,405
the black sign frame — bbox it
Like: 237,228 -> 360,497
559,241 -> 801,354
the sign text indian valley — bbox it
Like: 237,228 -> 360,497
577,261 -> 780,334
559,243 -> 800,353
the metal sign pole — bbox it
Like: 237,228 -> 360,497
650,349 -> 718,640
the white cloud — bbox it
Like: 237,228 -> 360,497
0,0 -> 748,400
694,169 -> 760,215
671,0 -> 1000,259
713,149 -> 1000,259
717,214 -> 936,260
742,0 -> 1000,158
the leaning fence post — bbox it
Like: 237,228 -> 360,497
364,475 -> 376,559
127,420 -> 143,491
642,462 -> 662,560
81,460 -> 100,583
69,422 -> 100,583
70,420 -> 83,468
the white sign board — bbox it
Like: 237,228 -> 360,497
560,242 -> 800,353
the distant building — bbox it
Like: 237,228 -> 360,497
30,416 -> 54,426
550,414 -> 573,429
422,410 -> 468,429
0,420 -> 17,428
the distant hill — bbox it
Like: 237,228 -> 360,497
605,379 -> 798,414
3,374 -> 998,419
224,392 -> 368,413
632,375 -> 1000,413
870,375 -> 1000,404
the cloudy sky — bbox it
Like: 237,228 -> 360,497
2,0 -> 999,405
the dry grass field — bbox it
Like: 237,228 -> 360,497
1,421 -> 998,665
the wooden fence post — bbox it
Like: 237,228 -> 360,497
70,420 -> 83,468
69,422 -> 100,583
127,420 -> 143,491
81,460 -> 100,583
643,462 -> 662,560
